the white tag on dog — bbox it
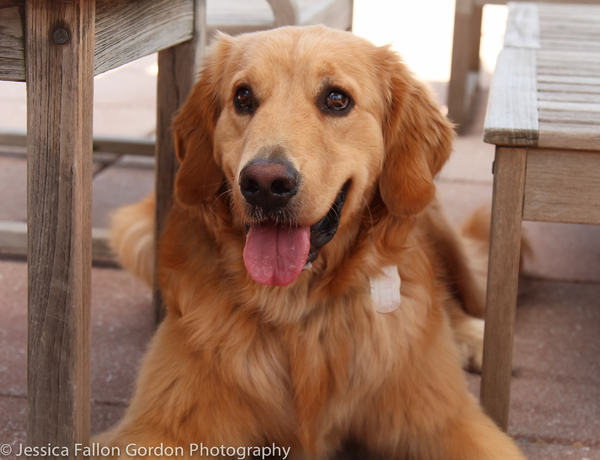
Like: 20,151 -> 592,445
370,266 -> 402,313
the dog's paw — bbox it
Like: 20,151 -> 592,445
453,316 -> 484,373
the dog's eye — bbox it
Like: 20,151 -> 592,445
323,90 -> 352,115
235,87 -> 254,112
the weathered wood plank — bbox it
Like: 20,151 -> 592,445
481,146 -> 527,431
153,0 -> 206,325
503,2 -> 539,49
523,149 -> 600,225
538,92 -> 600,103
0,130 -> 156,156
538,50 -> 600,63
539,109 -> 600,124
538,82 -> 600,95
539,121 -> 600,150
484,48 -> 539,146
538,100 -> 600,113
0,2 -> 24,81
538,74 -> 600,85
95,0 -> 194,75
26,1 -> 94,457
0,0 -> 195,81
538,59 -> 600,75
540,39 -> 600,53
0,221 -> 112,257
537,66 -> 600,78
447,0 -> 478,131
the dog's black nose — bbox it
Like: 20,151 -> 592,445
239,160 -> 298,210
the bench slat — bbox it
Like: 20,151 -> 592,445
484,48 -> 539,146
0,0 -> 195,82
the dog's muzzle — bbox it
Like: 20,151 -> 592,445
240,167 -> 349,287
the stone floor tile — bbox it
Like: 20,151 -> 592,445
0,396 -> 27,460
91,164 -> 155,228
0,260 -> 152,401
464,280 -> 600,450
517,440 -> 600,460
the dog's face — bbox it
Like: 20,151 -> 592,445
173,26 -> 454,286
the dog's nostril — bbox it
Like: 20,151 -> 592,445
245,179 -> 260,194
271,179 -> 294,196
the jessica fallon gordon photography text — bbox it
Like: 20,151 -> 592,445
13,443 -> 292,459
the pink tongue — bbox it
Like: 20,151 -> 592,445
243,224 -> 310,286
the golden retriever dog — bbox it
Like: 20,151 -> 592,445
99,26 -> 525,459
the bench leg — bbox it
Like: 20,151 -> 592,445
152,0 -> 206,325
480,147 -> 527,431
448,0 -> 481,133
26,0 -> 95,456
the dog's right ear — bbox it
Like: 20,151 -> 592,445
173,34 -> 232,207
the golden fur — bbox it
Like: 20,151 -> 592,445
99,26 -> 525,459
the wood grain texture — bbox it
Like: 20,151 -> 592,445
94,0 -> 194,75
0,1 -> 24,81
538,92 -> 600,103
538,81 -> 600,95
26,0 -> 94,456
503,2 -> 540,49
153,0 -> 206,325
0,221 -> 112,257
539,109 -> 600,123
523,149 -> 600,224
539,121 -> 600,150
447,0 -> 477,131
481,147 -> 527,431
484,48 -> 539,146
0,0 -> 195,81
0,130 -> 156,156
538,74 -> 600,85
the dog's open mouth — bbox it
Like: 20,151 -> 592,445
243,182 -> 349,286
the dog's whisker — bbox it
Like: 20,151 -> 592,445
362,196 -> 374,233
211,188 -> 234,210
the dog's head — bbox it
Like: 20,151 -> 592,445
172,26 -> 454,287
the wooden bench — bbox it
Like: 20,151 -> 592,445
207,0 -> 353,36
0,0 -> 205,455
448,0 -> 600,133
481,1 -> 600,430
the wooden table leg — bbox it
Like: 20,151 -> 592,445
480,146 -> 527,431
152,0 -> 206,325
448,0 -> 476,132
26,1 -> 95,456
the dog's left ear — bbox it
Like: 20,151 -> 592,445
376,46 -> 455,217
172,34 -> 232,207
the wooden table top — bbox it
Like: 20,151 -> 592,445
484,2 -> 600,150
0,0 -> 195,82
